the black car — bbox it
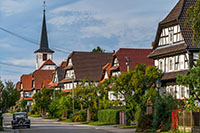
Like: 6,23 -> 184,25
11,112 -> 30,129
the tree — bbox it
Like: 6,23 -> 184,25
0,81 -> 20,112
33,87 -> 53,115
20,99 -> 28,111
185,0 -> 200,46
75,80 -> 100,121
113,64 -> 162,120
92,46 -> 105,53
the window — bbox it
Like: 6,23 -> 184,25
159,61 -> 163,71
169,59 -> 173,71
168,31 -> 174,44
181,87 -> 185,98
184,54 -> 188,69
43,54 -> 47,61
114,58 -> 119,66
175,56 -> 179,70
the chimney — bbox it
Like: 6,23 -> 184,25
152,42 -> 155,49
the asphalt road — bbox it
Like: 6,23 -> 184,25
2,113 -> 135,133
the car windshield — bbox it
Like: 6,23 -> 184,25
15,114 -> 25,118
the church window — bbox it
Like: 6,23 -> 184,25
43,54 -> 47,61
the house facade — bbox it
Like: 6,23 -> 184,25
148,0 -> 199,99
60,52 -> 113,92
100,48 -> 154,101
49,61 -> 67,90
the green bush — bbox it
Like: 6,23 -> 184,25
137,114 -> 153,131
71,110 -> 87,122
98,109 -> 122,124
152,95 -> 178,131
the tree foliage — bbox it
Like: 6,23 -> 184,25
33,87 -> 53,115
0,80 -> 20,112
185,0 -> 200,45
92,46 -> 105,53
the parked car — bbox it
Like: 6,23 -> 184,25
11,112 -> 30,129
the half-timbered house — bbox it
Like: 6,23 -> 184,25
148,0 -> 199,99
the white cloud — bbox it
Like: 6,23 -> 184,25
0,43 -> 13,48
7,58 -> 35,67
0,74 -> 19,83
0,0 -> 36,16
49,0 -> 162,49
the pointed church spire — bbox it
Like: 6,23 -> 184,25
34,0 -> 54,53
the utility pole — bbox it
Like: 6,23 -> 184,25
72,75 -> 75,114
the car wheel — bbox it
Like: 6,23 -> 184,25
12,126 -> 15,129
27,125 -> 30,128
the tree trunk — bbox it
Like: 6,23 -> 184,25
87,108 -> 91,122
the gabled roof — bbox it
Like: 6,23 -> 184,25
21,74 -> 33,91
100,62 -> 112,83
16,81 -> 22,91
150,0 -> 199,58
34,9 -> 54,53
59,61 -> 67,67
62,51 -> 113,82
159,0 -> 184,25
38,59 -> 56,70
115,48 -> 153,72
33,70 -> 54,89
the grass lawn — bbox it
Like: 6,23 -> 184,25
58,119 -> 72,123
83,121 -> 115,126
42,116 -> 59,120
28,114 -> 41,117
116,125 -> 137,129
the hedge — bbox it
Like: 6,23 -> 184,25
98,109 -> 122,124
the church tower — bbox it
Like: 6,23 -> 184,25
34,1 -> 54,69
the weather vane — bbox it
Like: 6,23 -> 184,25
43,0 -> 46,11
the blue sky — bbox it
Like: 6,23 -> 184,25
0,0 -> 178,83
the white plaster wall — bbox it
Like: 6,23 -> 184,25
36,52 -> 53,69
41,65 -> 56,70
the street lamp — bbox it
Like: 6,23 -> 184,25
72,74 -> 75,114
156,79 -> 161,95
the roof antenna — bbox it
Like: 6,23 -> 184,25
43,0 -> 46,12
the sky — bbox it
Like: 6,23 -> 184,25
0,0 -> 179,83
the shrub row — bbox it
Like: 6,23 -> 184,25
98,109 -> 122,124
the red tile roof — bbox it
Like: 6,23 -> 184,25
33,70 -> 54,89
59,61 -> 67,67
21,74 -> 33,91
16,81 -> 21,91
38,59 -> 56,70
100,63 -> 112,83
115,48 -> 153,72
